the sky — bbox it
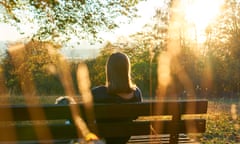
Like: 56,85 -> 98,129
0,23 -> 22,41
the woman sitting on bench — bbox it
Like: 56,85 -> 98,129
92,52 -> 143,144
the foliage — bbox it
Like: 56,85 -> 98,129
203,115 -> 239,143
0,0 -> 142,43
205,0 -> 240,95
1,0 -> 240,98
2,40 -> 64,95
85,42 -> 114,88
2,51 -> 22,95
142,1 -> 170,52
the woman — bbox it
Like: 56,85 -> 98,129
92,52 -> 142,103
91,52 -> 143,144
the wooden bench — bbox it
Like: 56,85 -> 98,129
0,99 -> 208,144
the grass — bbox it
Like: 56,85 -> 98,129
201,99 -> 240,144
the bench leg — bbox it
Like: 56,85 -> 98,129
170,133 -> 178,144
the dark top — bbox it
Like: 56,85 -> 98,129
91,85 -> 142,144
91,85 -> 143,103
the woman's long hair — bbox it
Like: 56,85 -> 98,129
106,52 -> 135,94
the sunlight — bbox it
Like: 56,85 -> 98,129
184,0 -> 224,43
0,24 -> 22,41
0,23 -> 37,41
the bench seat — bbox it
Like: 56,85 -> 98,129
0,99 -> 208,144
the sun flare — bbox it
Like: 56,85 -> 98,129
184,0 -> 224,43
185,0 -> 224,30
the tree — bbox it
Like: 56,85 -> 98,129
2,40 -> 64,95
0,0 -> 142,44
205,0 -> 240,96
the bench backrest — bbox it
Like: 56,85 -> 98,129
0,99 -> 208,143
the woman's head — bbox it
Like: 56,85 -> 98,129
106,52 -> 135,94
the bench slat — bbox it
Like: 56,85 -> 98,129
0,125 -> 79,141
0,99 -> 208,121
0,119 -> 206,141
0,105 -> 82,121
97,120 -> 206,137
94,100 -> 207,119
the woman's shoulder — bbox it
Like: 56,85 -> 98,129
92,85 -> 107,93
91,85 -> 108,96
134,86 -> 142,94
92,85 -> 107,91
133,86 -> 143,101
91,85 -> 114,103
